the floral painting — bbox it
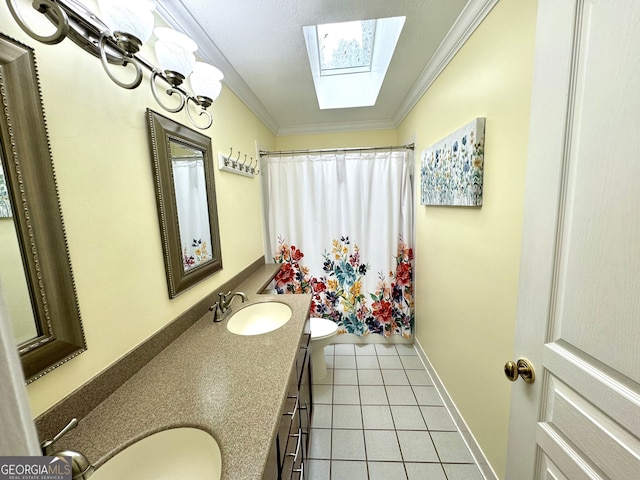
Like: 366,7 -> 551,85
273,236 -> 413,338
0,167 -> 11,218
421,117 -> 485,206
183,238 -> 211,271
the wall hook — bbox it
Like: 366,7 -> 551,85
217,149 -> 258,177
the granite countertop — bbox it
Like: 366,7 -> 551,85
54,264 -> 312,480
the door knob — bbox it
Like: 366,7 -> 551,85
504,358 -> 535,383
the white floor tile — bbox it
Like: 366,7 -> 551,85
405,462 -> 447,480
333,355 -> 357,369
391,405 -> 427,430
359,385 -> 389,405
331,460 -> 368,480
309,428 -> 332,459
361,405 -> 395,430
395,344 -> 418,356
397,430 -> 439,462
357,369 -> 384,385
312,404 -> 333,429
354,344 -> 377,355
420,406 -> 457,431
332,404 -> 362,429
442,463 -> 485,480
368,461 -> 408,480
334,344 -> 355,355
333,385 -> 360,404
332,429 -> 366,460
412,386 -> 444,406
309,343 -> 483,479
364,430 -> 403,461
333,369 -> 358,385
386,386 -> 418,405
356,356 -> 380,369
314,384 -> 333,404
375,344 -> 399,356
377,356 -> 404,369
405,369 -> 433,386
430,431 -> 474,463
382,369 -> 410,385
400,356 -> 425,369
307,459 -> 330,480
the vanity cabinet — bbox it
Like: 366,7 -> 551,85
265,319 -> 312,480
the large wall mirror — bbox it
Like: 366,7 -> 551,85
0,33 -> 86,383
146,109 -> 222,298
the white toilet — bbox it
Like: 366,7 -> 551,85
310,317 -> 338,382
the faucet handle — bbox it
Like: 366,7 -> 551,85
41,418 -> 78,454
53,450 -> 94,479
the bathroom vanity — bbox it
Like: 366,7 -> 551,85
265,316 -> 312,479
40,264 -> 313,480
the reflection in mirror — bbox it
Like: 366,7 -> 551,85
0,33 -> 86,383
147,109 -> 222,298
0,158 -> 38,344
169,142 -> 214,272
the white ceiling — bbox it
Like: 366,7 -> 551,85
156,0 -> 493,135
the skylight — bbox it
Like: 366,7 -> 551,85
303,16 -> 405,110
317,20 -> 374,76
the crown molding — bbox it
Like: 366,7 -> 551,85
277,119 -> 396,137
157,0 -> 498,137
155,1 -> 280,135
392,0 -> 500,127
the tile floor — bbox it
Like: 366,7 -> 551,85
307,343 -> 484,480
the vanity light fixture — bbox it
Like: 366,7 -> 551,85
5,0 -> 221,130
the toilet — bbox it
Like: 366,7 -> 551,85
310,317 -> 338,382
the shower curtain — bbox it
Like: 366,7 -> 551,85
262,149 -> 414,339
172,157 -> 213,270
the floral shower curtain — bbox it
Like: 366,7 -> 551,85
172,158 -> 213,270
262,149 -> 414,339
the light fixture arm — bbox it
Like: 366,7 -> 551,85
185,96 -> 213,130
150,70 -> 187,113
98,32 -> 143,90
6,0 -> 69,45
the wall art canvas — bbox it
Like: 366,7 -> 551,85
420,117 -> 485,206
0,165 -> 11,217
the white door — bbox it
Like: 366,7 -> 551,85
505,0 -> 640,479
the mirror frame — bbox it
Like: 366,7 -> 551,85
0,33 -> 86,383
146,109 -> 223,298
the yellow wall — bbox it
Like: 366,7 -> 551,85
397,0 -> 537,477
2,0 -> 538,474
0,1 -> 274,416
276,129 -> 397,151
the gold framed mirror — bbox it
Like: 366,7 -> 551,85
146,109 -> 223,298
0,32 -> 86,383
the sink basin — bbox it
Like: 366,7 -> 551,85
91,428 -> 221,480
226,302 -> 292,335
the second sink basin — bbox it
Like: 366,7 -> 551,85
91,427 -> 221,480
227,302 -> 292,335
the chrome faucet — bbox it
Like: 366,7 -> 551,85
41,418 -> 95,479
209,290 -> 248,322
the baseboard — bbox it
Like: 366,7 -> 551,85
332,333 -> 412,345
414,338 -> 499,480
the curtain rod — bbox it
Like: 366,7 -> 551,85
259,143 -> 415,157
